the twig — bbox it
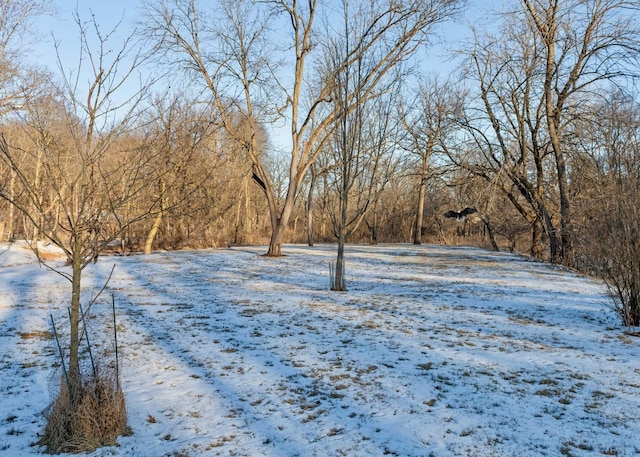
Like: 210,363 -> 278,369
79,263 -> 116,343
112,293 -> 120,388
50,314 -> 73,402
78,303 -> 97,378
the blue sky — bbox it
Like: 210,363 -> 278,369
31,0 -> 505,77
32,1 -> 143,71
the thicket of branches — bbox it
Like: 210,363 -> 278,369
1,2 -> 639,313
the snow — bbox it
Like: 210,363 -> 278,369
1,242 -> 639,457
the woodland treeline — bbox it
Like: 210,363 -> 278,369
0,0 -> 639,320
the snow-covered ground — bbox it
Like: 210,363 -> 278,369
1,242 -> 639,457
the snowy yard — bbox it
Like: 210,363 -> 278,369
1,242 -> 639,456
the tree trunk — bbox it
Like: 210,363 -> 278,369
530,218 -> 543,258
333,231 -> 346,291
144,212 -> 163,254
307,167 -> 316,246
413,172 -> 427,244
368,198 -> 379,245
233,180 -> 243,245
265,177 -> 299,256
6,167 -> 15,240
266,221 -> 285,257
68,235 -> 83,391
306,199 -> 314,246
243,175 -> 250,238
293,214 -> 299,238
482,216 -> 499,251
370,206 -> 378,245
144,180 -> 166,255
537,2 -> 574,265
545,68 -> 573,263
552,140 -> 573,263
333,158 -> 349,291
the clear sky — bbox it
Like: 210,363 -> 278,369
31,1 -> 144,72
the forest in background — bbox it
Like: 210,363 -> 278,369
0,0 -> 639,321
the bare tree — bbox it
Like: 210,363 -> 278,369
521,0 -> 640,265
451,0 -> 639,263
326,66 -> 403,289
0,0 -> 52,240
400,76 -> 460,245
452,14 -> 560,259
0,10 -> 158,450
144,0 -> 464,256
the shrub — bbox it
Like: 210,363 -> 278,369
600,203 -> 640,327
39,369 -> 130,454
39,295 -> 130,454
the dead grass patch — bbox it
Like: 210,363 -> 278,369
38,373 -> 130,454
18,330 -> 53,340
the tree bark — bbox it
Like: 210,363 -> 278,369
307,166 -> 316,246
6,167 -> 15,240
333,233 -> 346,291
370,200 -> 379,245
333,191 -> 348,292
482,216 -> 499,251
413,171 -> 427,244
266,221 -> 285,257
144,179 -> 166,254
68,233 -> 83,390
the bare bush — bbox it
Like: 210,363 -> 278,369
598,197 -> 640,328
39,370 -> 129,454
39,292 -> 130,454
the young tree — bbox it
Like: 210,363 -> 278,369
144,0 -> 464,256
0,10 -> 157,452
325,43 -> 403,289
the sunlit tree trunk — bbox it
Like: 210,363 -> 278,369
6,168 -> 15,240
144,179 -> 166,254
413,165 -> 427,245
307,165 -> 316,246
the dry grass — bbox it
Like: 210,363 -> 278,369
38,372 -> 130,454
18,330 -> 53,340
19,244 -> 66,262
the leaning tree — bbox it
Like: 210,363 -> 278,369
144,0 -> 465,256
520,0 -> 640,265
452,0 -> 639,263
